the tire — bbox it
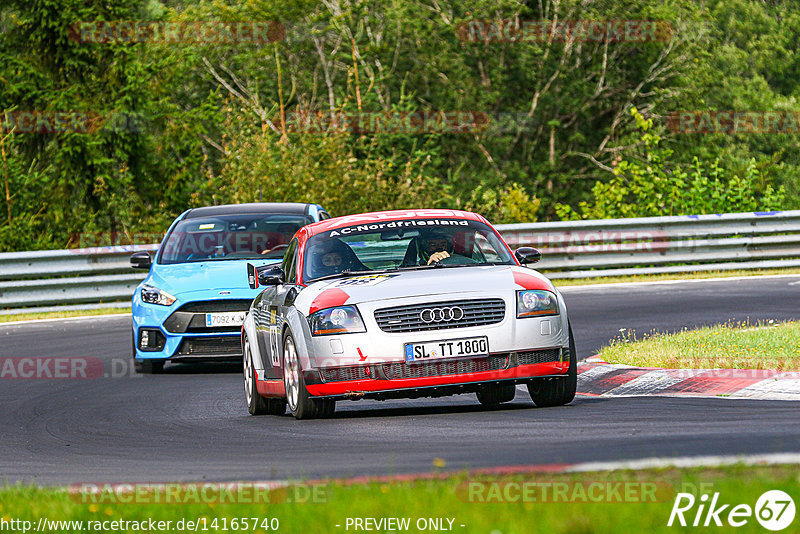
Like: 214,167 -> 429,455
527,323 -> 577,407
134,358 -> 165,374
476,382 -> 516,406
244,335 -> 286,416
283,332 -> 334,419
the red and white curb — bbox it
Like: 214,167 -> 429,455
577,357 -> 800,400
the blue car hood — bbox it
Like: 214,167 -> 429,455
146,259 -> 278,297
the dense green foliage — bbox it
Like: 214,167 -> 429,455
1,0 -> 798,250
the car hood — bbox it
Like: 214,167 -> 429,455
146,259 -> 279,297
303,265 -> 555,309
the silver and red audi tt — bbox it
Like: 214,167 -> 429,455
241,209 -> 576,419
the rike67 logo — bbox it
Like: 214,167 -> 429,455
668,490 -> 795,531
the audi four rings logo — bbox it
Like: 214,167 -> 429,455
419,307 -> 465,323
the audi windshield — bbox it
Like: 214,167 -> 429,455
303,218 -> 515,282
159,213 -> 312,264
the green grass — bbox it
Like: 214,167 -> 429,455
0,307 -> 130,323
1,465 -> 798,533
598,320 -> 800,371
552,267 -> 800,287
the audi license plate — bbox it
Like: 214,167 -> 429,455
205,312 -> 247,327
404,336 -> 489,363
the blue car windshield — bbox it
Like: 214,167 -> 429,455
303,218 -> 515,282
159,214 -> 311,264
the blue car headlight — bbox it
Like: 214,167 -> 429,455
141,285 -> 177,306
516,290 -> 558,318
308,306 -> 366,336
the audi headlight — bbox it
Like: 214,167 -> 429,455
141,285 -> 177,306
516,290 -> 558,318
308,306 -> 366,336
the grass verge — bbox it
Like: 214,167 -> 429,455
1,465 -> 797,533
552,267 -> 800,286
598,320 -> 800,371
0,307 -> 130,323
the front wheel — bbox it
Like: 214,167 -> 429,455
527,324 -> 577,407
244,336 -> 286,416
283,332 -> 335,419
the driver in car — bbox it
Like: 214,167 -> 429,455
402,230 -> 455,266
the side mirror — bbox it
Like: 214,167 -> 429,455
258,266 -> 285,286
514,247 -> 541,265
130,251 -> 152,270
248,264 -> 285,289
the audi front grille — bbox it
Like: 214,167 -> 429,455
373,299 -> 505,333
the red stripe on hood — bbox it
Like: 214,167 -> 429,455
512,270 -> 552,291
309,288 -> 350,314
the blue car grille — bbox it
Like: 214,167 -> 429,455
175,336 -> 242,357
164,299 -> 252,333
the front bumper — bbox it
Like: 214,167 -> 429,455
301,348 -> 569,398
132,292 -> 254,361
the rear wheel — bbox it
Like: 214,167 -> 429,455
476,383 -> 516,406
527,324 -> 577,407
283,332 -> 335,419
244,335 -> 286,416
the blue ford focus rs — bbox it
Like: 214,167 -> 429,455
130,203 -> 330,373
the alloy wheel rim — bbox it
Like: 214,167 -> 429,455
284,337 -> 299,410
243,340 -> 253,405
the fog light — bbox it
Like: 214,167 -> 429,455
139,329 -> 165,351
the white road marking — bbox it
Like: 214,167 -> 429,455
0,313 -> 129,327
567,452 -> 800,473
730,379 -> 800,400
558,273 -> 800,291
603,369 -> 688,396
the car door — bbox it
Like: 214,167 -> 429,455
256,238 -> 299,380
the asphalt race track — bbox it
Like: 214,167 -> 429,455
2,276 -> 800,486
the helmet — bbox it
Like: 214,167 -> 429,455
417,230 -> 453,264
310,239 -> 351,278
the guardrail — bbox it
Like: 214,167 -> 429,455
2,211 -> 800,312
0,245 -> 158,310
496,210 -> 800,278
